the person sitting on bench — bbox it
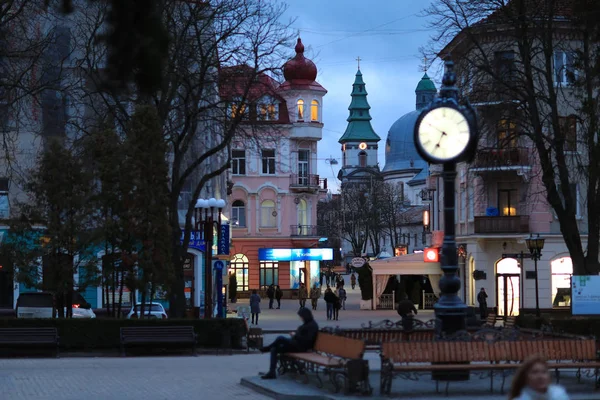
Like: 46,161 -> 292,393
259,307 -> 319,379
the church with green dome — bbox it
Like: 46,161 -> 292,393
382,73 -> 437,204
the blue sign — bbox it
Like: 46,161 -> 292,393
180,229 -> 206,252
213,260 -> 224,271
218,224 -> 230,255
258,248 -> 333,261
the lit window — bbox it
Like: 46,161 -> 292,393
231,200 -> 246,227
551,257 -> 572,307
260,200 -> 277,228
230,254 -> 249,292
259,261 -> 279,288
310,100 -> 319,121
230,102 -> 247,119
297,99 -> 304,121
257,99 -> 279,121
497,119 -> 517,148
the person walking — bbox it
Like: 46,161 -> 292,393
325,270 -> 331,286
249,290 -> 261,325
350,273 -> 356,290
310,283 -> 321,310
298,283 -> 308,309
477,288 -> 488,320
259,308 -> 319,380
337,286 -> 347,310
397,295 -> 418,330
266,284 -> 275,309
324,286 -> 336,320
332,290 -> 341,321
509,355 -> 569,400
275,285 -> 283,309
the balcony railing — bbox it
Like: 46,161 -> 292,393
470,147 -> 529,170
289,174 -> 327,191
474,215 -> 530,234
290,225 -> 321,237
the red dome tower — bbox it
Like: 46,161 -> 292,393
280,38 -> 326,92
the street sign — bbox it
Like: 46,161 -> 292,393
351,257 -> 365,268
217,225 -> 230,255
213,260 -> 224,271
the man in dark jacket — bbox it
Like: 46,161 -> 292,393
266,284 -> 275,309
260,307 -> 319,379
397,295 -> 418,330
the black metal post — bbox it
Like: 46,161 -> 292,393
204,210 -> 213,319
534,256 -> 540,317
434,162 -> 467,335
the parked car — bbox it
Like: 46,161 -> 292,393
16,292 -> 56,319
65,292 -> 96,318
126,302 -> 168,319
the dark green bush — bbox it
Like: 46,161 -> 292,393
517,315 -> 600,337
0,318 -> 246,350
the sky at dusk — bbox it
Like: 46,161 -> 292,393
281,0 -> 438,192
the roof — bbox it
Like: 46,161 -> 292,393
382,110 -> 428,173
398,205 -> 429,225
338,70 -> 381,143
279,38 -> 327,93
370,252 -> 441,275
416,73 -> 436,92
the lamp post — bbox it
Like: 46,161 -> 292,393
195,197 -> 226,319
525,234 -> 545,317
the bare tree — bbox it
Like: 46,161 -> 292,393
423,0 -> 600,275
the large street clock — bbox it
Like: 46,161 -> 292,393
414,104 -> 477,164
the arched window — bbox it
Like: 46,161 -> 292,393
231,200 -> 246,227
358,151 -> 367,167
297,199 -> 307,233
260,200 -> 277,228
310,100 -> 319,122
230,253 -> 249,292
297,99 -> 304,121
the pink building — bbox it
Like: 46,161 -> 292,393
224,39 -> 329,293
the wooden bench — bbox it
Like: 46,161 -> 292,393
380,339 -> 600,396
120,326 -> 197,356
485,313 -> 497,327
280,332 -> 371,394
504,316 -> 516,328
0,328 -> 60,357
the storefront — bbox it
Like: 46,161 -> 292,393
259,248 -> 331,289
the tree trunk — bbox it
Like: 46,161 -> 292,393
169,215 -> 186,318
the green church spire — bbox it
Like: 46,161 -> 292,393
338,69 -> 381,143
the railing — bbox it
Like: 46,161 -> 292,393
290,225 -> 320,237
377,293 -> 395,310
470,147 -> 529,170
422,291 -> 438,309
289,174 -> 327,191
474,215 -> 530,234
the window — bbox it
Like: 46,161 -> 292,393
497,119 -> 517,148
358,151 -> 367,167
261,149 -> 276,174
551,257 -> 572,307
297,99 -> 304,121
460,188 -> 467,222
0,178 -> 8,219
230,254 -> 249,292
257,100 -> 279,121
298,149 -> 309,185
230,102 -> 247,119
498,188 -> 517,216
260,200 -> 276,227
558,116 -> 577,152
231,200 -> 246,227
297,199 -> 307,226
557,183 -> 579,216
495,51 -> 516,81
554,51 -> 576,85
468,185 -> 474,221
231,150 -> 246,175
259,261 -> 279,288
310,100 -> 319,122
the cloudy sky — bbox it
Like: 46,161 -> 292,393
281,0 -> 438,192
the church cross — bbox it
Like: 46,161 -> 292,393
356,56 -> 362,70
421,56 -> 428,72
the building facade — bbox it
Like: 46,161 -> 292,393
226,39 -> 329,293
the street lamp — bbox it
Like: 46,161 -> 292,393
526,234 -> 545,317
195,197 -> 226,319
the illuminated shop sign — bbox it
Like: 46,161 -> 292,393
258,248 -> 333,261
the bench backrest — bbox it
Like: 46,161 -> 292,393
120,326 -> 195,338
0,327 -> 58,338
314,332 -> 365,359
486,314 -> 497,325
340,329 -> 404,344
504,316 -> 516,328
492,339 -> 597,362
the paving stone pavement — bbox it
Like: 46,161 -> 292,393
0,355 -> 270,400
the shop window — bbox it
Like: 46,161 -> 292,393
231,200 -> 246,227
259,261 -> 279,288
310,100 -> 319,121
551,257 -> 572,307
260,200 -> 276,228
230,253 -> 249,292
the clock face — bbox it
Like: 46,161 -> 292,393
359,142 -> 367,150
416,106 -> 471,162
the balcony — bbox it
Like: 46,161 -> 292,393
474,215 -> 530,234
469,147 -> 530,173
290,225 -> 321,237
289,174 -> 327,193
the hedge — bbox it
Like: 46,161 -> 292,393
517,315 -> 600,337
0,318 -> 247,350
